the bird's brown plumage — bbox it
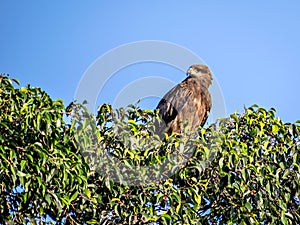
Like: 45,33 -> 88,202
156,64 -> 212,136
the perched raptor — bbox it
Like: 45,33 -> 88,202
156,64 -> 213,136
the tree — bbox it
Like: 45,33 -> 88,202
0,75 -> 93,224
0,75 -> 299,224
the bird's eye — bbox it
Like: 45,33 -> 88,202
197,68 -> 206,73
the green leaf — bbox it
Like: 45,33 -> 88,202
281,215 -> 288,225
45,194 -> 52,205
37,113 -> 41,130
12,78 -> 20,85
17,171 -> 27,177
272,125 -> 279,134
245,202 -> 252,211
87,219 -> 98,224
70,191 -> 79,202
194,193 -> 201,205
161,213 -> 172,221
172,193 -> 181,204
26,153 -> 33,163
84,188 -> 91,199
176,202 -> 181,213
20,159 -> 27,171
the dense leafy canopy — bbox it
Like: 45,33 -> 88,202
0,75 -> 299,224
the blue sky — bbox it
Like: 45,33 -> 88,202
1,1 -> 300,123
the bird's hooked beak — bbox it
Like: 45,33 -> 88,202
186,68 -> 191,76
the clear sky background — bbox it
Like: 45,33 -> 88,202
1,1 -> 300,123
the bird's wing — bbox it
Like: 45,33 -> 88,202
156,81 -> 190,122
155,78 -> 193,134
156,77 -> 211,135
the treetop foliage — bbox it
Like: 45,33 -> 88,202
0,74 -> 299,224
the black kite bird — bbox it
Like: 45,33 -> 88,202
156,64 -> 213,136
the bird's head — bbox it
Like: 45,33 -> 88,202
186,64 -> 213,87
